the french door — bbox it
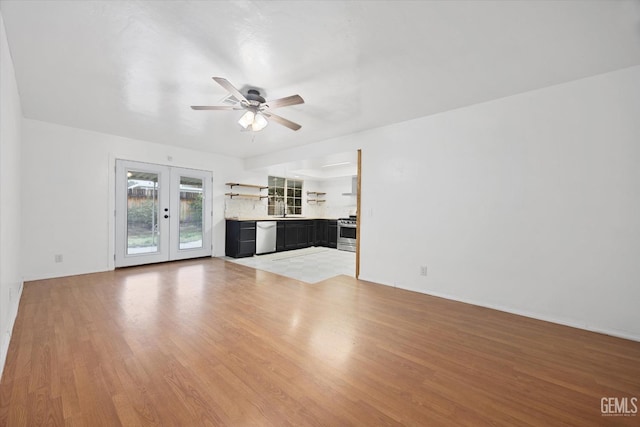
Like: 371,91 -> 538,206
115,160 -> 212,267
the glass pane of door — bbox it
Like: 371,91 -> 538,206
127,171 -> 160,254
179,176 -> 203,250
116,160 -> 171,268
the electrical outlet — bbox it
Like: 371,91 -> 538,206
54,254 -> 63,263
420,265 -> 428,276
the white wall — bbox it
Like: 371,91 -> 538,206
315,176 -> 357,219
21,119 -> 245,280
248,65 -> 640,341
0,12 -> 23,378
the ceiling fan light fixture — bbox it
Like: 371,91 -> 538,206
238,110 -> 255,129
251,113 -> 269,131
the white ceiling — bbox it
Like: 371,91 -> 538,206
259,151 -> 358,181
2,0 -> 640,161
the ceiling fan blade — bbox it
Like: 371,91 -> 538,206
263,112 -> 302,131
212,77 -> 248,103
191,105 -> 243,110
265,94 -> 304,109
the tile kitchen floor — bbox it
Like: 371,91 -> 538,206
222,247 -> 355,284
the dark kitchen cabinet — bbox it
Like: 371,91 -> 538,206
314,219 -> 337,248
328,220 -> 337,248
315,219 -> 328,246
233,218 -> 339,256
283,220 -> 308,250
227,219 -> 339,257
306,221 -> 315,246
276,219 -> 323,251
283,221 -> 299,249
276,222 -> 285,251
226,220 -> 256,258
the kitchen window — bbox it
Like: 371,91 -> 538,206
268,176 -> 303,216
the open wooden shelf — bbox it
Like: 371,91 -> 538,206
307,191 -> 326,203
225,193 -> 269,200
225,182 -> 269,190
225,182 -> 269,200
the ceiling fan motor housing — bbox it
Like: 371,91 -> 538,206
245,89 -> 266,104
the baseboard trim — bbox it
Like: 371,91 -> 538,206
357,274 -> 640,343
422,289 -> 639,343
22,268 -> 109,282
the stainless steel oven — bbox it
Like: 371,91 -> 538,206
337,217 -> 357,252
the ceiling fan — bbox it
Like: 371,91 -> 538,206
191,77 -> 304,131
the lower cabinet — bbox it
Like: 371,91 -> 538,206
316,219 -> 337,248
225,220 -> 256,258
279,219 -> 336,250
306,221 -> 316,247
315,219 -> 328,246
283,220 -> 309,250
328,220 -> 338,249
276,222 -> 285,252
226,219 -> 340,257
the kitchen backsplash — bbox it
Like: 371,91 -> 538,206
224,196 -> 356,219
304,201 -> 356,218
224,198 -> 267,218
324,203 -> 357,219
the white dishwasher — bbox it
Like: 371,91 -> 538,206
256,221 -> 277,254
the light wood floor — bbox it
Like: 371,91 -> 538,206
1,258 -> 639,426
